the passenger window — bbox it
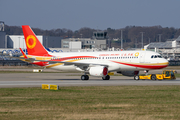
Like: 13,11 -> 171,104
154,55 -> 157,58
151,56 -> 153,58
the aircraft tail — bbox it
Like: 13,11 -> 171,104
22,25 -> 49,56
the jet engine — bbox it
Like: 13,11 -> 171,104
89,66 -> 108,77
117,71 -> 139,77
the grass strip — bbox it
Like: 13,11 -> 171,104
0,86 -> 180,120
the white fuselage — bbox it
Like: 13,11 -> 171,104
39,50 -> 168,72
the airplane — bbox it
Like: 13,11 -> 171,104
19,25 -> 169,80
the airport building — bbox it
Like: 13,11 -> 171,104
0,31 -> 62,49
61,31 -> 108,50
145,36 -> 180,49
145,36 -> 180,60
0,35 -> 62,49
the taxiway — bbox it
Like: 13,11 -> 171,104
0,72 -> 180,88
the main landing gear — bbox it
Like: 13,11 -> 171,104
81,75 -> 89,80
81,75 -> 110,80
102,75 -> 110,80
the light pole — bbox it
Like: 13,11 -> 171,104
121,30 -> 123,50
140,32 -> 145,49
158,34 -> 162,42
18,37 -> 20,48
80,34 -> 83,39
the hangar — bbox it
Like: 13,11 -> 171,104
6,35 -> 62,49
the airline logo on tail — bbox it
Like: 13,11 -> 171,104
22,25 -> 51,56
26,35 -> 36,49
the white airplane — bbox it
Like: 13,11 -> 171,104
19,25 -> 169,80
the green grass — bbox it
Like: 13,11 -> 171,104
0,86 -> 180,120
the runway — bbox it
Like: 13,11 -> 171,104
0,72 -> 180,88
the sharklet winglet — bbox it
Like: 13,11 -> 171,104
19,48 -> 28,59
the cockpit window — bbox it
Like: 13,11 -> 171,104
151,55 -> 163,58
158,55 -> 162,58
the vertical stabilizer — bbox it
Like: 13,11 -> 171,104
22,25 -> 49,56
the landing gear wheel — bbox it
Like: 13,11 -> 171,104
102,75 -> 110,80
81,75 -> 89,80
151,74 -> 156,80
85,75 -> 89,80
134,75 -> 139,80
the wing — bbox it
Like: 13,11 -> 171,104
50,60 -> 108,68
43,59 -> 109,71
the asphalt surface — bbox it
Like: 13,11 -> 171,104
0,72 -> 180,88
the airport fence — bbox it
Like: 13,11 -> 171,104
168,60 -> 180,66
0,60 -> 33,66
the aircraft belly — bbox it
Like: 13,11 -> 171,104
108,64 -> 120,71
111,60 -> 142,71
118,64 -> 138,71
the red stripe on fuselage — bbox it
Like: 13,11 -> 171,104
50,56 -> 97,61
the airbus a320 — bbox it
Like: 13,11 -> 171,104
19,25 -> 169,80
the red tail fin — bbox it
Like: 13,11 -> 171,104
22,25 -> 49,56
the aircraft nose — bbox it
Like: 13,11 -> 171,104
162,58 -> 169,67
164,59 -> 169,65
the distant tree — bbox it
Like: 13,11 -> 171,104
4,24 -> 180,49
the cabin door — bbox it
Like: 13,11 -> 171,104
139,52 -> 145,63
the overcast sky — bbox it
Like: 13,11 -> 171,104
1,0 -> 180,31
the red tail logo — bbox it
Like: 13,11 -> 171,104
26,35 -> 36,49
22,25 -> 50,56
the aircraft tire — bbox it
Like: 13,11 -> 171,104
81,75 -> 86,80
81,75 -> 89,80
102,75 -> 110,80
85,75 -> 89,80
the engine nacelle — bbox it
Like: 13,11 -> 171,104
89,66 -> 108,77
117,71 -> 139,77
